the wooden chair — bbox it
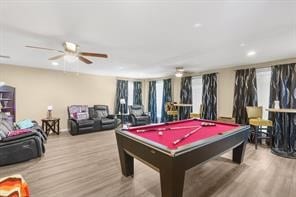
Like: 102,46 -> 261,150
246,106 -> 273,149
165,102 -> 178,121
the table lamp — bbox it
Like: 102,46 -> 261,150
120,98 -> 126,124
47,105 -> 53,119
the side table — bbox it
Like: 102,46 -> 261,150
41,118 -> 60,136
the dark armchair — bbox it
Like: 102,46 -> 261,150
129,105 -> 151,126
0,113 -> 46,166
93,105 -> 120,130
68,105 -> 101,135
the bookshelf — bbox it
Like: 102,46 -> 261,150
0,85 -> 16,122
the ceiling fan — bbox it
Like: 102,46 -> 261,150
175,67 -> 193,77
25,42 -> 108,64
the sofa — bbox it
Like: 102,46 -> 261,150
128,105 -> 151,126
0,113 -> 47,166
93,105 -> 120,130
68,105 -> 100,135
68,105 -> 120,135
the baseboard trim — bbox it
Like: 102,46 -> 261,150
60,128 -> 69,132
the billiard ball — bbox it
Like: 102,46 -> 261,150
158,131 -> 163,136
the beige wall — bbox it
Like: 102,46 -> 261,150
0,64 -> 116,130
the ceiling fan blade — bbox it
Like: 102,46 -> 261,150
0,55 -> 10,59
79,52 -> 108,58
48,54 -> 64,60
79,56 -> 93,64
25,45 -> 64,53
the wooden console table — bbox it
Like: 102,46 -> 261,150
42,118 -> 60,136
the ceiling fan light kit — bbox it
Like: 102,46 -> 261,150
64,54 -> 78,63
64,42 -> 78,53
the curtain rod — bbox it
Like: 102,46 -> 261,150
116,57 -> 296,81
229,57 -> 296,71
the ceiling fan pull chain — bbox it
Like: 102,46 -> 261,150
76,62 -> 80,76
63,59 -> 66,74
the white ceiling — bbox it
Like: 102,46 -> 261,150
0,0 -> 296,78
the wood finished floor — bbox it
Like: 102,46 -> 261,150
0,130 -> 295,197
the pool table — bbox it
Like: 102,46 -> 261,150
115,119 -> 250,197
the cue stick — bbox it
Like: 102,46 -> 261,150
136,125 -> 200,133
172,126 -> 202,145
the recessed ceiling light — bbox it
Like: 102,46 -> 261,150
247,50 -> 256,57
51,62 -> 59,66
240,43 -> 246,47
193,23 -> 202,28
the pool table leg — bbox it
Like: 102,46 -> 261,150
118,148 -> 134,177
232,141 -> 247,164
160,167 -> 185,197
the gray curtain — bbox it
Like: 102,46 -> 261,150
115,80 -> 128,114
180,76 -> 192,120
269,63 -> 296,156
232,68 -> 258,124
201,73 -> 217,120
148,81 -> 157,123
133,81 -> 142,105
161,79 -> 172,122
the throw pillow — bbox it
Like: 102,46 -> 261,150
7,129 -> 31,137
96,110 -> 108,118
1,120 -> 14,131
76,112 -> 88,120
133,109 -> 143,117
0,130 -> 6,140
0,124 -> 10,137
16,119 -> 34,129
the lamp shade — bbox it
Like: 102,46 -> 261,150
120,98 -> 126,104
47,105 -> 53,111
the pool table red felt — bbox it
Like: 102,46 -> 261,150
126,119 -> 240,149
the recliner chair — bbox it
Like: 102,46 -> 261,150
129,105 -> 151,126
93,105 -> 119,130
0,113 -> 46,166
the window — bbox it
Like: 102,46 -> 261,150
256,68 -> 271,119
156,80 -> 164,122
192,76 -> 203,113
128,81 -> 134,107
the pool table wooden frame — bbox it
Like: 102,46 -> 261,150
115,119 -> 250,197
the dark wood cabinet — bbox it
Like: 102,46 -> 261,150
0,85 -> 16,122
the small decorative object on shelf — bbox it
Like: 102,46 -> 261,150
47,105 -> 53,119
0,85 -> 15,122
3,100 -> 8,108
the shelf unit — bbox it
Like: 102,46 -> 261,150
0,85 -> 16,122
